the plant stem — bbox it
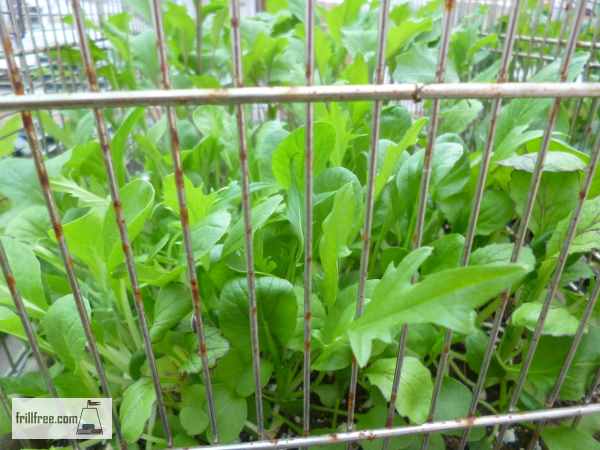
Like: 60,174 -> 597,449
116,279 -> 143,349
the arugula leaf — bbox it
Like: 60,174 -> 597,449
512,303 -> 579,336
319,183 -> 359,307
120,378 -> 156,443
349,264 -> 528,366
41,295 -> 89,370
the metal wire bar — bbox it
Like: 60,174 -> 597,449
527,270 -> 600,450
70,0 -> 172,446
0,241 -> 56,397
523,0 -> 546,80
555,0 -> 576,58
164,404 -> 600,450
345,0 -> 391,443
492,3 -> 589,447
5,0 -> 48,152
302,0 -> 315,441
381,324 -> 408,450
416,3 -> 456,448
53,0 -> 79,90
229,0 -> 265,438
455,3 -> 524,447
1,83 -> 600,111
413,0 -> 455,248
0,241 -> 80,450
572,366 -> 600,427
0,11 -> 127,449
148,0 -> 219,443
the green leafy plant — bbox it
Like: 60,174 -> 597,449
0,0 -> 599,449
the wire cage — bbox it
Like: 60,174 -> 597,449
0,0 -> 599,449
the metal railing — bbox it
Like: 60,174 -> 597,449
0,0 -> 599,449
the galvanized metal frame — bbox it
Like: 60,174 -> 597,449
0,1 -> 599,450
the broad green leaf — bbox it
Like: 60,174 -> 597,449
319,183 -> 359,307
111,107 -> 146,185
469,243 -> 535,272
41,295 -> 89,369
349,264 -> 528,366
365,357 -> 432,424
213,350 -> 272,397
0,154 -> 69,222
529,326 -> 600,400
179,383 -> 208,436
494,126 -> 543,162
51,177 -> 108,207
439,100 -> 483,135
254,121 -> 289,181
217,276 -> 297,351
271,122 -> 336,190
498,152 -> 586,173
120,378 -> 156,443
495,53 -> 588,144
393,43 -> 459,83
191,210 -> 231,260
163,173 -> 215,225
547,196 -> 600,257
207,385 -> 247,443
433,378 -> 485,439
131,30 -> 159,84
0,114 -> 22,157
0,236 -> 47,309
510,171 -> 579,237
375,118 -> 428,199
222,194 -> 283,256
375,247 -> 433,302
103,178 -> 155,269
150,284 -> 193,342
421,234 -> 464,275
0,306 -> 50,351
2,205 -> 50,242
385,17 -> 433,60
512,303 -> 579,336
475,189 -> 514,236
62,207 -> 106,277
541,426 -> 600,450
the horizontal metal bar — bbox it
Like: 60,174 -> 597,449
489,33 -> 600,50
492,49 -> 600,69
0,82 -> 599,110
173,404 -> 600,450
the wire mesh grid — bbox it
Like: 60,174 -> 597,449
0,0 -> 599,449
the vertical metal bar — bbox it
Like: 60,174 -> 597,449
345,0 -> 391,445
381,325 -> 408,450
454,4 -> 524,449
492,2 -> 589,448
229,0 -> 265,438
70,0 -> 172,446
303,0 -> 315,441
572,366 -> 600,428
415,6 -> 456,449
555,0 -> 575,58
0,12 -> 126,449
582,98 -> 600,149
5,0 -> 48,152
0,241 -> 81,450
413,0 -> 455,248
148,0 -> 218,443
0,241 -> 57,396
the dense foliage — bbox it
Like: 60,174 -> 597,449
0,0 -> 599,449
